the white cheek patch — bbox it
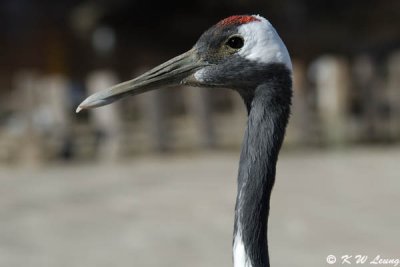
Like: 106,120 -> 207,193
194,68 -> 205,82
238,15 -> 292,71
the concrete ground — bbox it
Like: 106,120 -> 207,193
0,146 -> 399,267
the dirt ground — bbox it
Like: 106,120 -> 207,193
0,146 -> 399,267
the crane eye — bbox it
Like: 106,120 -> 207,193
226,36 -> 244,49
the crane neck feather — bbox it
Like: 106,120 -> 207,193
233,64 -> 292,267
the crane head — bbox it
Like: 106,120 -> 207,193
77,15 -> 291,112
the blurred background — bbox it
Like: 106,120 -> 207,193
0,1 -> 399,266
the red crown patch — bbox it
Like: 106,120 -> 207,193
217,15 -> 260,27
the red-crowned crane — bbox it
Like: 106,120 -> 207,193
77,15 -> 292,267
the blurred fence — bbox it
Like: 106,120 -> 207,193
0,52 -> 400,163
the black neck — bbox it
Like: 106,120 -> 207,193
234,66 -> 292,267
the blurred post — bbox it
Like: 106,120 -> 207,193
353,55 -> 380,141
387,51 -> 400,139
13,71 -> 42,164
86,70 -> 122,160
13,72 -> 71,163
287,60 -> 312,144
230,89 -> 248,144
183,86 -> 215,148
37,74 -> 71,159
135,68 -> 169,152
310,56 -> 350,144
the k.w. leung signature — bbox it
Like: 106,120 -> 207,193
340,255 -> 400,266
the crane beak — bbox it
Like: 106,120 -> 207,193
76,49 -> 208,113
